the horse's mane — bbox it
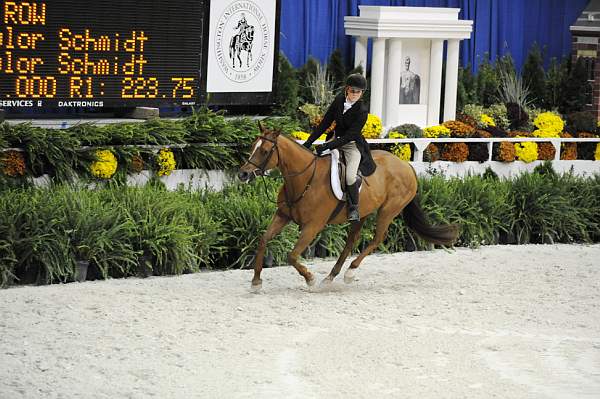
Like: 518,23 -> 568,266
279,133 -> 316,155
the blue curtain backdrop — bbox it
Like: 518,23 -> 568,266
279,0 -> 588,72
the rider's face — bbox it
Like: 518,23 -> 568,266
346,87 -> 363,102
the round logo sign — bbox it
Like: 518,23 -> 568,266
214,1 -> 270,83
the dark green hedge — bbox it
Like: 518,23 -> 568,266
1,168 -> 599,288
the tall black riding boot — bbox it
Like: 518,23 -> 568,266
346,182 -> 360,222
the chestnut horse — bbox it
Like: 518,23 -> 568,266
238,123 -> 459,291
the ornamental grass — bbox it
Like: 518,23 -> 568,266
2,173 -> 600,287
1,150 -> 26,177
441,143 -> 469,162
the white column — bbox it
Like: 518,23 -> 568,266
443,39 -> 460,121
427,39 -> 444,126
370,37 -> 387,120
354,36 -> 368,75
385,38 -> 403,130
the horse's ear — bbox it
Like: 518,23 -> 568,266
257,120 -> 265,133
273,128 -> 282,137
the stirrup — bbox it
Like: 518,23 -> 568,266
347,206 -> 360,222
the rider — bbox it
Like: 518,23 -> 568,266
236,13 -> 250,38
302,73 -> 376,221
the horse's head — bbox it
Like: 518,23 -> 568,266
238,121 -> 281,183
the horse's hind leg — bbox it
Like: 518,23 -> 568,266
322,218 -> 366,285
251,211 -> 290,290
288,222 -> 326,287
344,203 -> 402,284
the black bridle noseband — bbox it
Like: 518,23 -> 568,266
245,135 -> 279,178
244,135 -> 317,210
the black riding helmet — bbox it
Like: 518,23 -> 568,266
345,73 -> 367,91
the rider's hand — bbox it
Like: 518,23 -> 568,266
315,143 -> 330,155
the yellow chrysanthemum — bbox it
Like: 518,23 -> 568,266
532,128 -> 560,138
514,141 -> 538,163
533,112 -> 564,134
290,131 -> 326,142
391,143 -> 411,161
388,131 -> 407,139
157,148 -> 176,177
423,125 -> 451,138
387,131 -> 411,160
361,114 -> 383,139
90,150 -> 117,179
480,113 -> 496,127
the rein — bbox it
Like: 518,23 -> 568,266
246,135 -> 318,211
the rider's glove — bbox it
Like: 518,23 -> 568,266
315,143 -> 331,155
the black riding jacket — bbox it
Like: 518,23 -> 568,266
304,94 -> 376,176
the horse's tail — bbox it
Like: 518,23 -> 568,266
403,197 -> 459,246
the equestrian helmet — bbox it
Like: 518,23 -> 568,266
345,73 -> 367,91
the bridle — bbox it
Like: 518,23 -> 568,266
244,134 -> 318,209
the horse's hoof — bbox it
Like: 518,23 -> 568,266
250,280 -> 262,292
320,276 -> 333,286
343,268 -> 356,284
306,276 -> 316,287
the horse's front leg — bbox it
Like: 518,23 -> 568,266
322,218 -> 366,285
252,211 -> 290,291
288,222 -> 326,287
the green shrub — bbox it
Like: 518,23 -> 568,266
476,55 -> 499,107
389,123 -> 423,138
457,65 -> 478,111
204,181 -> 299,268
522,43 -> 546,108
274,52 -> 299,116
559,57 -> 592,114
509,173 -> 589,244
565,111 -> 596,134
2,171 -> 600,287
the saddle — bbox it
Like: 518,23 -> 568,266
323,149 -> 362,201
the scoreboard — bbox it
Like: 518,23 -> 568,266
0,0 -> 209,108
0,0 -> 211,109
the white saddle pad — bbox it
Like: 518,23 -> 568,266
322,149 -> 362,201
